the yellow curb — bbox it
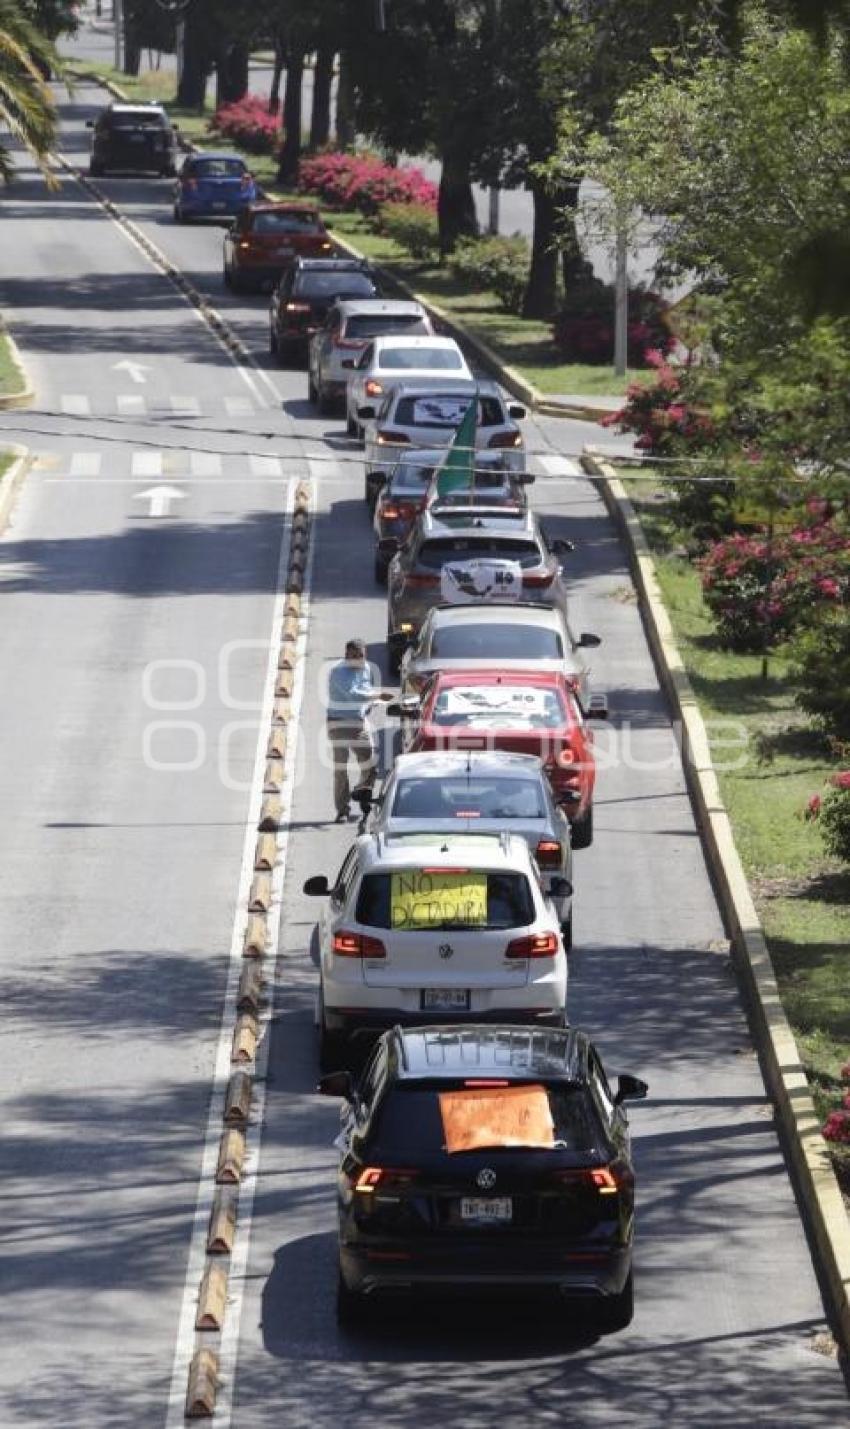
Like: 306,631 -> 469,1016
231,1013 -> 259,1065
215,1128 -> 246,1184
583,445 -> 850,1354
277,646 -> 296,671
223,1071 -> 253,1128
0,330 -> 35,409
242,913 -> 269,959
236,962 -> 265,1016
0,445 -> 32,536
185,1347 -> 219,1419
266,725 -> 287,760
275,670 -> 294,699
206,1192 -> 237,1255
248,870 -> 272,911
254,831 -> 278,869
195,1263 -> 228,1331
258,794 -> 282,831
272,697 -> 292,724
263,759 -> 285,794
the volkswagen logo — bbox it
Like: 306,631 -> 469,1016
438,942 -> 454,960
476,1167 -> 497,1190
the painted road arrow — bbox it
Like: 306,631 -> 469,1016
132,485 -> 186,518
113,359 -> 150,384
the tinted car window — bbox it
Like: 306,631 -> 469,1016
417,537 -> 541,569
106,111 -> 167,130
367,1084 -> 597,1156
297,272 -> 375,297
348,314 -> 429,338
430,624 -> 563,660
190,158 -> 245,178
377,348 -> 463,371
355,870 -> 534,930
253,211 -> 320,233
387,463 -> 437,496
390,776 -> 547,819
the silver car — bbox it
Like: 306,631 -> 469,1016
308,299 -> 434,416
354,750 -> 575,939
398,602 -> 603,711
386,508 -> 574,668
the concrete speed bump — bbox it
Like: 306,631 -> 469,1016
206,1193 -> 237,1255
248,871 -> 272,912
277,646 -> 296,671
263,760 -> 285,794
185,1347 -> 219,1418
282,613 -> 299,642
216,1128 -> 246,1184
224,1071 -> 253,1128
231,1013 -> 259,1065
284,593 -> 301,618
275,669 -> 294,698
195,1263 -> 228,1331
267,725 -> 287,760
273,698 -> 291,725
258,794 -> 282,831
286,569 -> 304,595
237,963 -> 265,1015
254,832 -> 278,870
242,914 -> 269,959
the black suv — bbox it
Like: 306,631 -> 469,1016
269,258 -> 378,364
319,1024 -> 647,1329
87,103 -> 178,178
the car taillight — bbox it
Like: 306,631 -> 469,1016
238,241 -> 251,250
555,1165 -> 630,1195
488,431 -> 522,448
535,839 -> 563,870
365,379 -> 383,397
522,571 -> 555,588
182,177 -> 198,192
377,429 -> 410,445
320,240 -> 333,251
555,747 -> 577,770
405,572 -> 440,588
285,302 -> 312,313
353,1166 -> 419,1193
505,931 -> 559,959
331,931 -> 386,958
334,337 -> 366,350
381,500 -> 418,522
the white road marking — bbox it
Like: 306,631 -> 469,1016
248,454 -> 282,477
112,358 -> 149,383
224,395 -> 255,418
131,484 -> 186,517
537,454 -> 580,478
163,473 -> 314,1429
117,393 -> 146,417
68,452 -> 101,477
170,396 -> 201,418
189,450 -> 223,477
130,450 -> 163,478
60,395 -> 90,416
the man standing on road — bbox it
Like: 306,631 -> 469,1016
326,638 -> 393,822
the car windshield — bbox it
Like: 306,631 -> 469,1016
377,347 -> 464,371
191,158 -> 245,178
393,395 -> 505,428
431,685 -> 566,729
355,870 -> 534,930
390,775 -> 547,819
417,537 -> 541,570
298,272 -> 374,296
366,1084 -> 597,1157
430,623 -> 563,660
347,314 -> 429,338
110,113 -> 166,129
252,211 -> 321,233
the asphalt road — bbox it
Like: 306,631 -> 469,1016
0,44 -> 846,1429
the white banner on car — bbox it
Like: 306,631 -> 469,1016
440,559 -> 523,604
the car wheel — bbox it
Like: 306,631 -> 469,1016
308,372 -> 318,404
374,556 -> 388,587
319,1021 -> 346,1074
596,1270 -> 634,1333
570,803 -> 593,850
223,265 -> 232,290
346,412 -> 358,437
336,1268 -> 366,1327
269,327 -> 279,358
174,206 -> 187,224
316,382 -> 333,416
560,912 -> 572,950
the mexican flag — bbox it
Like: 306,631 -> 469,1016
434,399 -> 478,497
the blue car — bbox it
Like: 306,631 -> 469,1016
173,152 -> 258,223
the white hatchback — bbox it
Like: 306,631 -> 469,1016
304,831 -> 570,1069
345,336 -> 472,438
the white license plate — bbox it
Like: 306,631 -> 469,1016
421,988 -> 470,1011
274,245 -> 294,257
461,1197 -> 512,1223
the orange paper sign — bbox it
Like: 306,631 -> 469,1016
439,1084 -> 555,1154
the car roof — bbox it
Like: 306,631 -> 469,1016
425,668 -> 570,692
295,256 -> 369,270
371,335 -> 462,350
391,1024 -> 588,1081
187,150 -> 247,162
336,298 -> 427,316
429,602 -> 565,629
108,103 -> 167,114
356,829 -> 532,872
420,508 -> 534,538
388,379 -> 479,398
391,750 -> 546,779
246,201 -> 320,214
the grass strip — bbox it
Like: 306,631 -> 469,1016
0,330 -> 25,397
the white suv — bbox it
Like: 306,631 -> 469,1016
345,335 -> 472,437
303,831 -> 570,1068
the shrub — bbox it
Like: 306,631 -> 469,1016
377,201 -> 440,261
298,151 -> 437,216
208,94 -> 282,156
552,280 -> 673,365
601,350 -> 712,452
790,608 -> 850,742
697,518 -> 850,652
448,235 -> 530,314
821,778 -> 850,862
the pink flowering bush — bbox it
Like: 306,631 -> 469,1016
697,518 -> 850,651
208,95 -> 282,155
552,283 -> 672,364
298,151 -> 437,217
820,1062 -> 850,1164
602,349 -> 711,452
803,769 -> 850,863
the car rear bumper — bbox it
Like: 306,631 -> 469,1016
340,1242 -> 630,1299
324,1006 -> 567,1037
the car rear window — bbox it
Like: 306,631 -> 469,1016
431,685 -> 566,729
109,112 -> 167,130
377,347 -> 464,371
190,158 -> 245,178
393,395 -> 505,428
367,1084 -> 597,1157
390,776 -> 547,819
430,623 -> 563,660
297,272 -> 375,297
347,314 -> 429,338
355,870 -> 534,930
417,537 -> 541,569
386,465 -> 435,498
252,210 -> 321,233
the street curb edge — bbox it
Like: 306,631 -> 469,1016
0,445 -> 32,537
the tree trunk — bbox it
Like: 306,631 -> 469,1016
123,27 -> 141,76
523,177 -> 559,319
335,49 -> 356,149
269,37 -> 284,114
310,44 -> 334,150
277,50 -> 305,186
437,152 -> 478,259
216,42 -> 249,107
557,181 -> 588,293
175,3 -> 209,111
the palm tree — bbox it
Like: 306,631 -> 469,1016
0,0 -> 58,185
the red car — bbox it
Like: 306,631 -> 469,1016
397,669 -> 599,848
223,203 -> 333,292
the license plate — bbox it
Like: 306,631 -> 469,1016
421,988 -> 470,1011
212,201 -> 227,210
128,133 -> 145,144
461,1197 -> 512,1223
274,245 -> 293,257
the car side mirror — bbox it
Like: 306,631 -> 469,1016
508,404 -> 527,420
549,877 -> 573,899
86,119 -> 94,128
317,1071 -> 354,1101
357,404 -> 376,420
341,358 -> 355,369
614,1074 -> 649,1105
557,790 -> 581,806
586,693 -> 608,720
386,697 -> 419,718
577,632 -> 601,648
303,874 -> 331,896
351,784 -> 375,813
551,538 -> 575,556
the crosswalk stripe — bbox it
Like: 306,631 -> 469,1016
117,394 -> 146,417
131,451 -> 163,477
169,396 -> 201,418
60,395 -> 90,417
189,451 -> 222,476
249,455 -> 282,477
68,452 -> 102,477
537,454 -> 580,478
224,395 -> 254,417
